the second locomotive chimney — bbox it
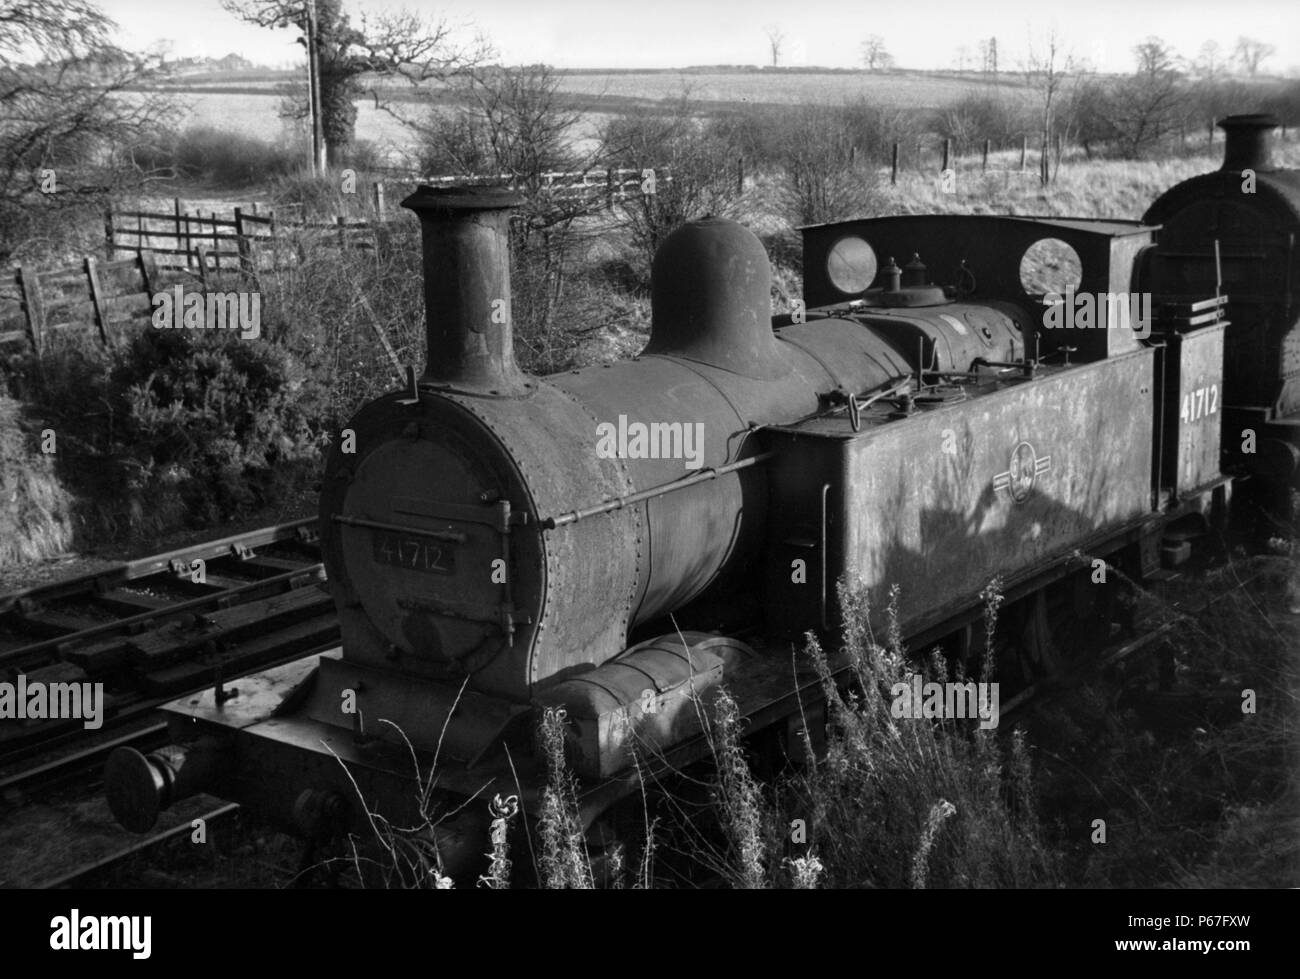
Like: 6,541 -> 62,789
1219,113 -> 1279,173
401,186 -> 529,396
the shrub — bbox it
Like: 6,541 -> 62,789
4,327 -> 325,542
935,93 -> 1035,152
133,125 -> 306,187
108,330 -> 324,523
601,104 -> 743,267
755,105 -> 884,226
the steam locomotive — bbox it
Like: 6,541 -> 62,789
105,114 -> 1299,878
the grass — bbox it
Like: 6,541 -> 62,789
328,536 -> 1298,890
0,395 -> 75,568
876,142 -> 1300,220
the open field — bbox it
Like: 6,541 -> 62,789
134,67 -> 1040,153
539,68 -> 1034,109
159,67 -> 1037,111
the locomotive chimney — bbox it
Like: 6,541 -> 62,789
401,186 -> 529,396
1218,113 -> 1279,173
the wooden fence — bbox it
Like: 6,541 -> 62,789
5,166 -> 670,354
405,167 -> 667,205
0,250 -> 175,353
103,169 -> 668,281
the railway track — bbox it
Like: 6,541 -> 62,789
0,519 -> 341,888
0,517 -> 337,768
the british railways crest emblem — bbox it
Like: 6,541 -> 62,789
993,441 -> 1052,504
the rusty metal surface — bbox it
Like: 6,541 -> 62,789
764,350 -> 1156,638
643,216 -> 787,379
319,391 -> 549,702
304,656 -> 527,766
853,302 -> 1026,374
163,649 -> 333,731
1158,324 -> 1226,498
453,382 -> 641,695
401,186 -> 530,396
533,631 -> 753,778
550,318 -> 909,625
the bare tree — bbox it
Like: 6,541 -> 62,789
0,0 -> 176,259
221,1 -> 487,166
1233,36 -> 1275,77
1022,29 -> 1074,184
764,25 -> 784,68
861,35 -> 893,72
600,96 -> 739,267
1108,36 -> 1186,156
413,64 -> 604,369
979,37 -> 999,76
1193,40 -> 1227,80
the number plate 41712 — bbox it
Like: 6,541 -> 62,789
372,531 -> 456,575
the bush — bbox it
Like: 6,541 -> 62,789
109,330 -> 323,522
0,195 -> 112,267
133,125 -> 307,187
935,93 -> 1035,152
4,328 -> 326,542
765,105 -> 883,226
601,104 -> 743,268
255,225 -> 424,416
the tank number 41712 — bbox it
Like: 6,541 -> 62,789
1180,383 -> 1219,424
372,531 -> 456,575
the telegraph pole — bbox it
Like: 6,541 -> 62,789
306,0 -> 326,174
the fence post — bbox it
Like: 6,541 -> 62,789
173,198 -> 182,255
1208,119 -> 1214,145
336,214 -> 346,251
942,138 -> 951,172
104,210 -> 115,259
196,243 -> 209,290
16,265 -> 46,355
372,181 -> 386,221
138,249 -> 157,298
234,207 -> 254,284
891,143 -> 899,185
737,155 -> 744,195
84,256 -> 109,345
982,139 -> 990,172
211,212 -> 219,271
1020,135 -> 1027,171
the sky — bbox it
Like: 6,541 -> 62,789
101,0 -> 1300,75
